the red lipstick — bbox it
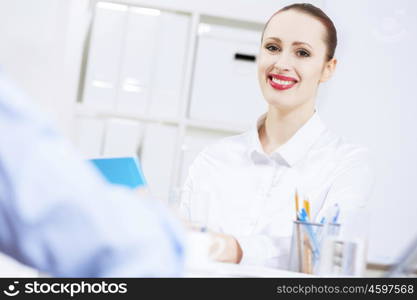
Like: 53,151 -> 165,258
268,73 -> 298,91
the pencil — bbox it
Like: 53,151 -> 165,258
294,189 -> 303,272
295,189 -> 300,219
304,236 -> 313,274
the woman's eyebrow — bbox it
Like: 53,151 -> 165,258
264,37 -> 282,43
265,37 -> 312,49
293,41 -> 312,49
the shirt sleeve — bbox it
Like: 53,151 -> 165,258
317,147 -> 375,235
182,151 -> 203,194
0,74 -> 185,277
179,152 -> 203,221
234,234 -> 291,268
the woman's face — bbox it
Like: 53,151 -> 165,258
258,10 -> 336,111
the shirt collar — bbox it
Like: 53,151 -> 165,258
247,111 -> 326,167
246,115 -> 268,164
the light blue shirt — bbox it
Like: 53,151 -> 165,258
0,72 -> 185,277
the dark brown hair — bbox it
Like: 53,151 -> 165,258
261,3 -> 337,61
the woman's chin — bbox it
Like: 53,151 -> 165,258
265,98 -> 299,112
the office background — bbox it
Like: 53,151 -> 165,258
0,0 -> 416,275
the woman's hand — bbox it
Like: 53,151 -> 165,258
184,224 -> 243,263
208,232 -> 243,264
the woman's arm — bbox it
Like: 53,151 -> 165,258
213,148 -> 374,267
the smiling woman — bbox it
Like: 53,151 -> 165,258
181,3 -> 373,270
257,4 -> 338,152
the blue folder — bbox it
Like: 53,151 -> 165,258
90,157 -> 146,189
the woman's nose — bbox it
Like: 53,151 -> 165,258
273,51 -> 292,72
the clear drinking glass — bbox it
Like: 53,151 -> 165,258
169,188 -> 212,230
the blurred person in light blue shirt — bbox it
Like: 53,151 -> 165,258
0,71 -> 185,277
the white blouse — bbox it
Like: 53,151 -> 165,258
182,112 -> 374,269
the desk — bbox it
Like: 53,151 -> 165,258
185,262 -> 312,277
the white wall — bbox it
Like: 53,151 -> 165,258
319,0 -> 417,264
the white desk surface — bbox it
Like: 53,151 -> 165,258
185,262 -> 312,278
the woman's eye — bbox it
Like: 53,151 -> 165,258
265,45 -> 280,52
297,49 -> 310,57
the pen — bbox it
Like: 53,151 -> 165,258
303,199 -> 311,220
322,203 -> 340,224
332,204 -> 340,224
322,204 -> 340,236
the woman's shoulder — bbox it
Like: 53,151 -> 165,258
317,129 -> 372,169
